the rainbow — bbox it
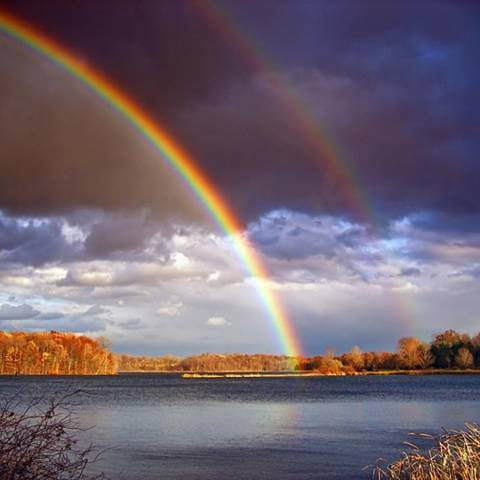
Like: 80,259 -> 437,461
197,2 -> 422,336
0,9 -> 302,359
198,1 -> 375,224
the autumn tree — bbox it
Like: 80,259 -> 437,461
0,331 -> 116,375
455,347 -> 474,369
176,353 -> 293,372
397,337 -> 422,369
417,342 -> 434,369
471,332 -> 480,367
431,330 -> 470,368
313,356 -> 343,374
340,346 -> 364,371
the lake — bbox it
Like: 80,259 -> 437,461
1,374 -> 479,479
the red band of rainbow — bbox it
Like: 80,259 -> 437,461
0,9 -> 302,359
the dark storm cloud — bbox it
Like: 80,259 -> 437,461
178,62 -> 479,224
84,215 -> 157,257
3,0 -> 249,115
181,1 -> 480,224
409,212 -> 480,235
1,1 -> 479,228
0,38 -> 205,222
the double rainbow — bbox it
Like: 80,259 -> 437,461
198,0 -> 374,224
0,9 -> 302,359
196,2 -> 417,336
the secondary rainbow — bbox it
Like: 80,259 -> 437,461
198,1 -> 375,224
0,9 -> 302,359
198,2 -> 419,334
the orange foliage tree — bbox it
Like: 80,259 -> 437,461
0,331 -> 117,375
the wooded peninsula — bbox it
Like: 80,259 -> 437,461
0,329 -> 479,375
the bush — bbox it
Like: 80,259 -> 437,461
0,391 -> 106,480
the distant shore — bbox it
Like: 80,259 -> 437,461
1,368 -> 479,378
115,368 -> 480,378
3,329 -> 480,376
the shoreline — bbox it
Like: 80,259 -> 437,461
1,369 -> 480,378
145,368 -> 480,378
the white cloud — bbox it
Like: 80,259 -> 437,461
206,316 -> 230,327
2,206 -> 480,355
156,300 -> 183,317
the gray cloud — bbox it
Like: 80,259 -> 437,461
7,317 -> 108,333
0,303 -> 39,320
37,311 -> 65,320
0,209 -> 178,269
85,216 -> 155,257
0,212 -> 80,266
1,2 -> 479,355
81,304 -> 110,317
117,319 -> 143,330
400,267 -> 421,277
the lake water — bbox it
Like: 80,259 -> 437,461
1,374 -> 479,479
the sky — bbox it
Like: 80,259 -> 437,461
0,0 -> 479,356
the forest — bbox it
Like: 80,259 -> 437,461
301,329 -> 480,374
117,353 -> 294,372
118,329 -> 480,374
0,331 -> 116,375
1,329 -> 480,375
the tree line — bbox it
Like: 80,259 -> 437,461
0,331 -> 116,375
116,354 -> 180,372
118,329 -> 480,374
298,329 -> 480,374
117,353 -> 294,372
2,328 -> 480,375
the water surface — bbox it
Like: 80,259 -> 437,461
1,374 -> 479,479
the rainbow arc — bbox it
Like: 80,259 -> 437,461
0,9 -> 302,359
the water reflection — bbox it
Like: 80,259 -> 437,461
1,375 -> 480,479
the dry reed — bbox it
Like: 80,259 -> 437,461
371,423 -> 480,479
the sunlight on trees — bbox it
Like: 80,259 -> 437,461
0,332 -> 116,375
455,347 -> 474,369
1,328 -> 480,376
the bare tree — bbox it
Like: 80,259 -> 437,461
0,391 -> 106,480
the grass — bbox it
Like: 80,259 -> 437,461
372,423 -> 480,479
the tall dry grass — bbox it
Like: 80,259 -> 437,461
372,423 -> 480,479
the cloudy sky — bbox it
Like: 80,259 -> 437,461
0,0 -> 479,355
